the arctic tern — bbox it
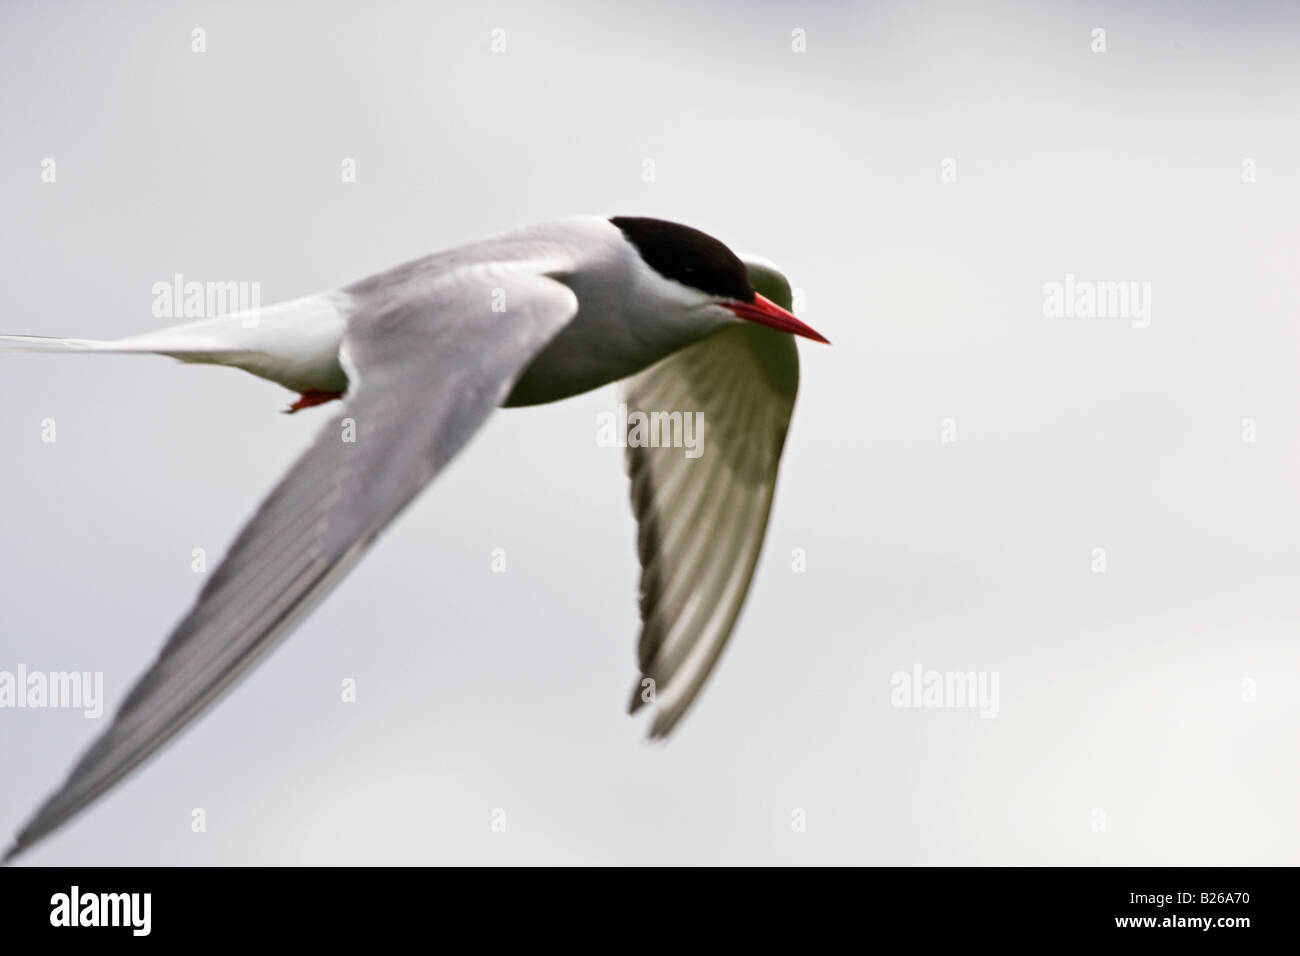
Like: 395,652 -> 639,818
1,215 -> 828,860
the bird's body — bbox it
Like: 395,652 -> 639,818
8,219 -> 736,406
1,215 -> 826,861
343,217 -> 739,407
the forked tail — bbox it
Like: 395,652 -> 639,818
0,335 -> 125,353
1,292 -> 351,397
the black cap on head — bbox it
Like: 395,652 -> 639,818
609,217 -> 755,303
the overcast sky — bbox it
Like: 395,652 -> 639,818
2,0 -> 1298,864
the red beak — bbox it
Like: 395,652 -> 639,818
726,293 -> 830,344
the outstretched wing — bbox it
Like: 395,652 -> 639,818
623,260 -> 800,737
6,257 -> 578,860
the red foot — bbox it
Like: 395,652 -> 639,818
284,389 -> 344,414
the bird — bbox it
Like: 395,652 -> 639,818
0,215 -> 828,861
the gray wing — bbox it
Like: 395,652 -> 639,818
6,257 -> 578,860
624,261 -> 800,738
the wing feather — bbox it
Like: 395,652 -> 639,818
6,258 -> 578,860
623,290 -> 800,738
